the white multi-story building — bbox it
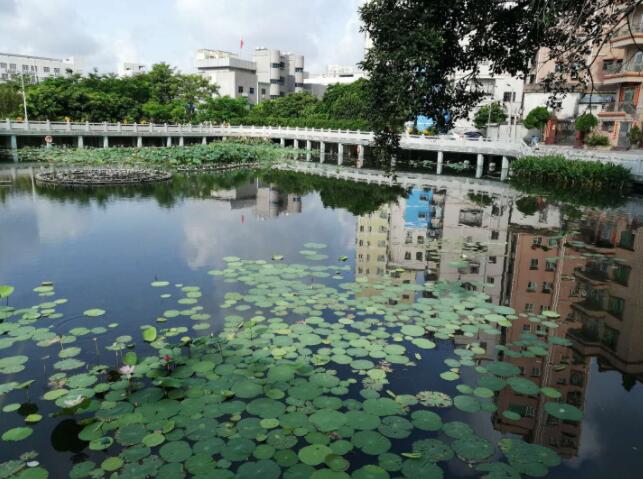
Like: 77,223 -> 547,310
304,64 -> 368,98
195,47 -> 305,105
118,62 -> 147,77
453,62 -> 524,131
0,52 -> 77,83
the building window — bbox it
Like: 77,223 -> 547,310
404,252 -> 411,260
608,296 -> 625,319
238,86 -> 244,93
279,76 -> 285,85
601,121 -> 615,133
9,63 -> 16,70
527,282 -> 537,292
416,252 -> 423,261
530,258 -> 539,270
503,91 -> 516,102
491,230 -> 499,240
524,303 -> 534,312
522,324 -> 531,332
43,66 -> 50,73
261,88 -> 266,95
22,64 -> 29,71
54,68 -> 60,74
249,87 -> 255,94
377,255 -> 385,262
295,82 -> 304,88
533,236 -> 542,245
0,73 -> 7,80
377,240 -> 386,247
295,67 -> 304,73
0,63 -> 6,69
270,79 -> 280,84
271,63 -> 280,68
487,276 -> 495,284
545,259 -> 556,272
489,256 -> 497,264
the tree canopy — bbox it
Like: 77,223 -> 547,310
360,0 -> 642,167
19,63 -> 217,124
473,102 -> 507,129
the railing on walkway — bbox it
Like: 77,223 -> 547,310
0,119 -> 525,155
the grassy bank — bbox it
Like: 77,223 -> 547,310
511,155 -> 631,193
14,141 -> 293,167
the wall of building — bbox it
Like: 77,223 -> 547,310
0,52 -> 76,83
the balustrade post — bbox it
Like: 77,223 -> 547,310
149,123 -> 153,133
103,121 -> 107,132
85,121 -> 89,132
117,122 -> 121,132
476,153 -> 484,178
437,151 -> 444,175
10,135 -> 18,163
164,123 -> 168,133
133,122 -> 138,133
46,119 -> 51,131
501,156 -> 509,181
5,118 -> 10,130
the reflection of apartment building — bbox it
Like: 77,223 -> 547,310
356,204 -> 390,281
254,187 -> 302,219
195,47 -> 304,105
389,188 -> 433,271
496,226 -> 589,458
569,214 -> 643,382
439,188 -> 512,305
210,180 -> 302,218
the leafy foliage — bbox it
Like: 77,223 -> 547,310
511,155 -> 630,193
473,102 -> 507,129
15,141 -> 289,167
575,113 -> 598,133
359,0 -> 639,168
628,124 -> 642,146
523,107 -> 551,130
20,64 -> 217,123
0,83 -> 22,119
585,133 -> 610,147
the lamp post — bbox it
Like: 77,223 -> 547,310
20,74 -> 29,123
505,82 -> 514,141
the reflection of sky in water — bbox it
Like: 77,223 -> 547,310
0,171 -> 642,477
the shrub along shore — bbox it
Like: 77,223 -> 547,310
511,155 -> 631,193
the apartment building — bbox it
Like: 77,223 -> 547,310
524,5 -> 643,147
195,48 -> 304,105
0,52 -> 77,84
596,5 -> 643,147
118,62 -> 147,77
453,62 -> 524,131
304,64 -> 368,98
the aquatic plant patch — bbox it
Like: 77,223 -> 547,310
0,250 -> 577,478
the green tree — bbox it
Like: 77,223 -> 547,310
473,102 -> 507,129
0,82 -> 21,118
523,107 -> 551,130
360,0 -> 639,168
575,113 -> 598,133
195,96 -> 249,124
317,79 -> 369,121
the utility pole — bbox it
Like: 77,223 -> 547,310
20,74 -> 29,122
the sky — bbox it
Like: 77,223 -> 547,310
0,0 -> 367,74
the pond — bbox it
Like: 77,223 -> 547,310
0,167 -> 642,479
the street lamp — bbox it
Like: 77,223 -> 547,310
20,74 -> 29,123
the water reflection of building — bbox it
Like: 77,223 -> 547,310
569,213 -> 643,383
351,180 -> 643,461
210,180 -> 302,219
496,222 -> 589,459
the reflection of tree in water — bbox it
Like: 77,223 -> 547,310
5,170 -> 408,216
258,170 -> 407,216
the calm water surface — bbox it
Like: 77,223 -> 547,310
0,167 -> 642,479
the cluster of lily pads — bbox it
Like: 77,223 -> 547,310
0,245 -> 582,479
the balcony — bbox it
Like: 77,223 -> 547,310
603,60 -> 643,85
598,101 -> 641,119
610,24 -> 643,49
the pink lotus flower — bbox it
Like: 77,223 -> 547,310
119,365 -> 135,378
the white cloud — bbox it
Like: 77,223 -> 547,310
0,0 -> 365,74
